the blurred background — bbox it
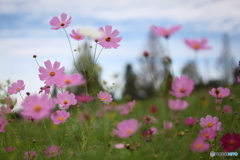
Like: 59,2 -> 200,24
0,0 -> 240,100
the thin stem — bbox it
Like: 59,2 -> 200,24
18,91 -> 24,100
94,47 -> 104,64
43,119 -> 54,144
34,58 -> 40,67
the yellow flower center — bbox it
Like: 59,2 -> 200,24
34,105 -> 41,112
196,143 -> 203,149
207,123 -> 213,127
63,100 -> 68,104
101,98 -> 107,101
126,130 -> 133,134
193,44 -> 200,50
76,35 -> 81,39
60,23 -> 65,26
180,87 -> 185,93
205,134 -> 210,138
105,37 -> 111,42
50,72 -> 55,76
65,79 -> 71,84
15,88 -> 20,91
229,140 -> 234,145
58,117 -> 64,121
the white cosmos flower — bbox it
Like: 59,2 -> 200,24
77,27 -> 104,39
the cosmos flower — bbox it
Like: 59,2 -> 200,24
113,119 -> 140,138
168,99 -> 189,111
23,150 -> 37,159
51,110 -> 70,124
77,27 -> 104,39
44,145 -> 62,157
75,94 -> 94,103
54,91 -> 77,109
5,97 -> 17,109
116,100 -> 136,115
163,121 -> 173,130
97,25 -> 122,49
56,73 -> 86,88
220,133 -> 240,152
169,75 -> 194,98
0,106 -> 12,115
142,115 -> 157,124
97,91 -> 113,102
199,115 -> 222,131
5,146 -> 17,152
0,116 -> 8,132
184,117 -> 196,127
69,29 -> 85,41
38,60 -> 65,86
185,38 -> 211,51
8,80 -> 25,95
20,94 -> 54,121
223,105 -> 232,113
237,76 -> 240,83
190,137 -> 210,152
151,25 -> 182,39
114,143 -> 125,149
209,87 -> 230,99
199,128 -> 216,140
39,85 -> 50,94
50,13 -> 72,30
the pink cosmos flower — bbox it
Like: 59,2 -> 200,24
223,105 -> 232,113
70,29 -> 85,41
39,85 -> 50,94
116,100 -> 136,115
190,137 -> 210,152
44,145 -> 62,157
185,38 -> 212,51
5,97 -> 17,109
38,60 -> 65,86
184,117 -> 196,127
20,94 -> 54,121
51,110 -> 70,124
97,25 -> 122,49
97,91 -> 113,102
199,128 -> 216,140
169,75 -> 194,98
54,91 -> 77,109
5,146 -> 16,152
142,115 -> 157,124
50,13 -> 72,30
209,87 -> 230,99
199,115 -> 222,131
0,116 -> 8,132
151,25 -> 182,39
0,106 -> 12,115
142,128 -> 155,142
150,105 -> 157,113
114,143 -> 125,149
163,121 -> 173,130
220,133 -> 240,152
113,118 -> 140,138
8,80 -> 25,95
24,150 -> 37,159
149,127 -> 158,135
237,76 -> 240,83
168,99 -> 188,111
75,94 -> 94,103
56,73 -> 86,88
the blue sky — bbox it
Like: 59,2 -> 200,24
0,0 -> 240,99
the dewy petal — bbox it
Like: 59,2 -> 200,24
61,13 -> 67,23
105,25 -> 112,36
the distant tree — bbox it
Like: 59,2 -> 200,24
181,60 -> 202,84
216,33 -> 235,85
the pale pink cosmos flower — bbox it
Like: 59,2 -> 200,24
169,75 -> 194,98
44,145 -> 62,157
185,38 -> 212,51
116,100 -> 136,115
237,76 -> 240,83
50,13 -> 72,30
8,80 -> 25,95
209,87 -> 230,99
163,121 -> 173,130
75,94 -> 94,103
168,99 -> 188,111
39,85 -> 50,94
97,91 -> 113,102
114,143 -> 125,149
149,127 -> 158,135
223,105 -> 232,113
199,128 -> 216,140
20,94 -> 54,121
54,91 -> 77,109
0,106 -> 12,115
190,137 -> 210,152
38,60 -> 65,86
184,117 -> 196,127
56,73 -> 86,88
70,29 -> 85,41
97,25 -> 122,49
5,97 -> 17,109
151,25 -> 182,39
113,118 -> 140,138
199,115 -> 222,131
0,116 -> 8,132
142,115 -> 157,124
24,150 -> 37,159
51,110 -> 70,124
5,146 -> 16,152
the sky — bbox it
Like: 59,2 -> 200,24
0,0 -> 240,100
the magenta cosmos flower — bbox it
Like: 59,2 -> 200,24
54,91 -> 77,109
39,60 -> 65,86
223,105 -> 232,113
24,150 -> 37,159
44,145 -> 62,157
51,110 -> 70,124
97,91 -> 113,102
151,25 -> 181,39
209,87 -> 230,99
50,13 -> 71,30
8,80 -> 25,95
184,117 -> 196,127
20,94 -> 54,120
199,128 -> 216,140
113,118 -> 140,138
190,137 -> 210,152
70,29 -> 85,41
169,75 -> 194,98
97,25 -> 122,49
185,38 -> 211,51
199,115 -> 222,131
5,146 -> 17,152
220,133 -> 240,152
56,73 -> 86,88
75,94 -> 94,103
0,116 -> 8,132
168,99 -> 188,111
